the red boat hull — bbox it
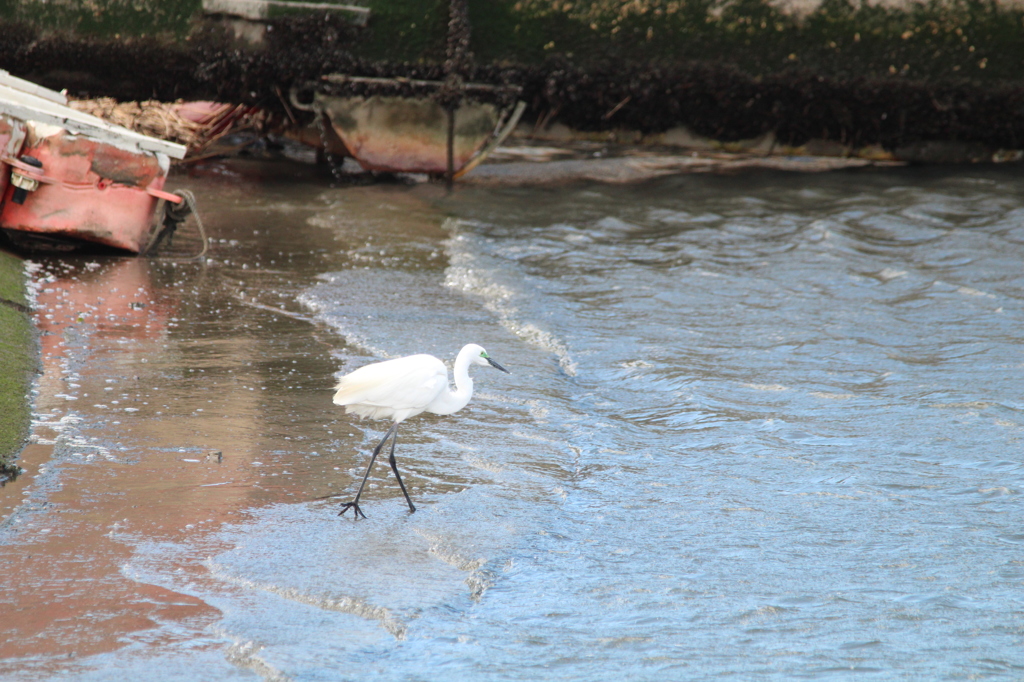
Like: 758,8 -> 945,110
0,124 -> 169,253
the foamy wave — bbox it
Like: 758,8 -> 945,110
205,559 -> 408,639
296,289 -> 394,361
443,220 -> 578,376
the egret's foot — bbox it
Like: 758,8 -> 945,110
338,501 -> 367,519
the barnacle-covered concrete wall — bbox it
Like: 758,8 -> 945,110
0,0 -> 1022,159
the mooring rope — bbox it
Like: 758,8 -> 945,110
174,189 -> 208,261
144,188 -> 208,261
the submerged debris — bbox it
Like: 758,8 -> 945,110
68,98 -> 269,156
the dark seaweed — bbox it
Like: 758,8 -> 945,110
2,1 -> 1023,156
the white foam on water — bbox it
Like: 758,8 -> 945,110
443,219 -> 578,377
296,289 -> 394,361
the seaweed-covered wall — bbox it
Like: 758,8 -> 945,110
3,0 -> 1022,82
367,0 -> 1024,84
0,0 -> 200,37
1,0 -> 1024,155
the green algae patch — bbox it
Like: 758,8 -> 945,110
0,249 -> 37,479
355,0 -> 1024,84
0,0 -> 200,39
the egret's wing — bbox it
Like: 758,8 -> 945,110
333,355 -> 448,417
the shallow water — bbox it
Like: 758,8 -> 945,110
2,160 -> 1023,680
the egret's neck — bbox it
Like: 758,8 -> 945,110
426,347 -> 475,415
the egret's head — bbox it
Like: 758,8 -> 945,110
467,344 -> 510,373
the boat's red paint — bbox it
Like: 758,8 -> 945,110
0,126 -> 168,253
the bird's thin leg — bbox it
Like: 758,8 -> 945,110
339,422 -> 398,520
386,425 -> 416,513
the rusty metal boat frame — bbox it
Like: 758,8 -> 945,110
291,74 -> 525,178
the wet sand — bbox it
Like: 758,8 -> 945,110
0,163 -> 368,669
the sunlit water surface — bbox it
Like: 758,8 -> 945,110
2,162 -> 1023,680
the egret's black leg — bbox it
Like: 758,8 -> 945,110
386,425 -> 416,513
339,422 -> 398,519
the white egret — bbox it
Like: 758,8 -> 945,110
332,343 -> 509,519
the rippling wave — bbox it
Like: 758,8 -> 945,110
293,168 -> 1024,679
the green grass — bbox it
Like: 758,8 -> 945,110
0,251 -> 35,474
0,248 -> 28,309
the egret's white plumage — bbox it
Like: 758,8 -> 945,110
334,355 -> 451,422
332,343 -> 509,519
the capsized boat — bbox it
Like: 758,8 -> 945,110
291,75 -> 525,177
0,70 -> 187,253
